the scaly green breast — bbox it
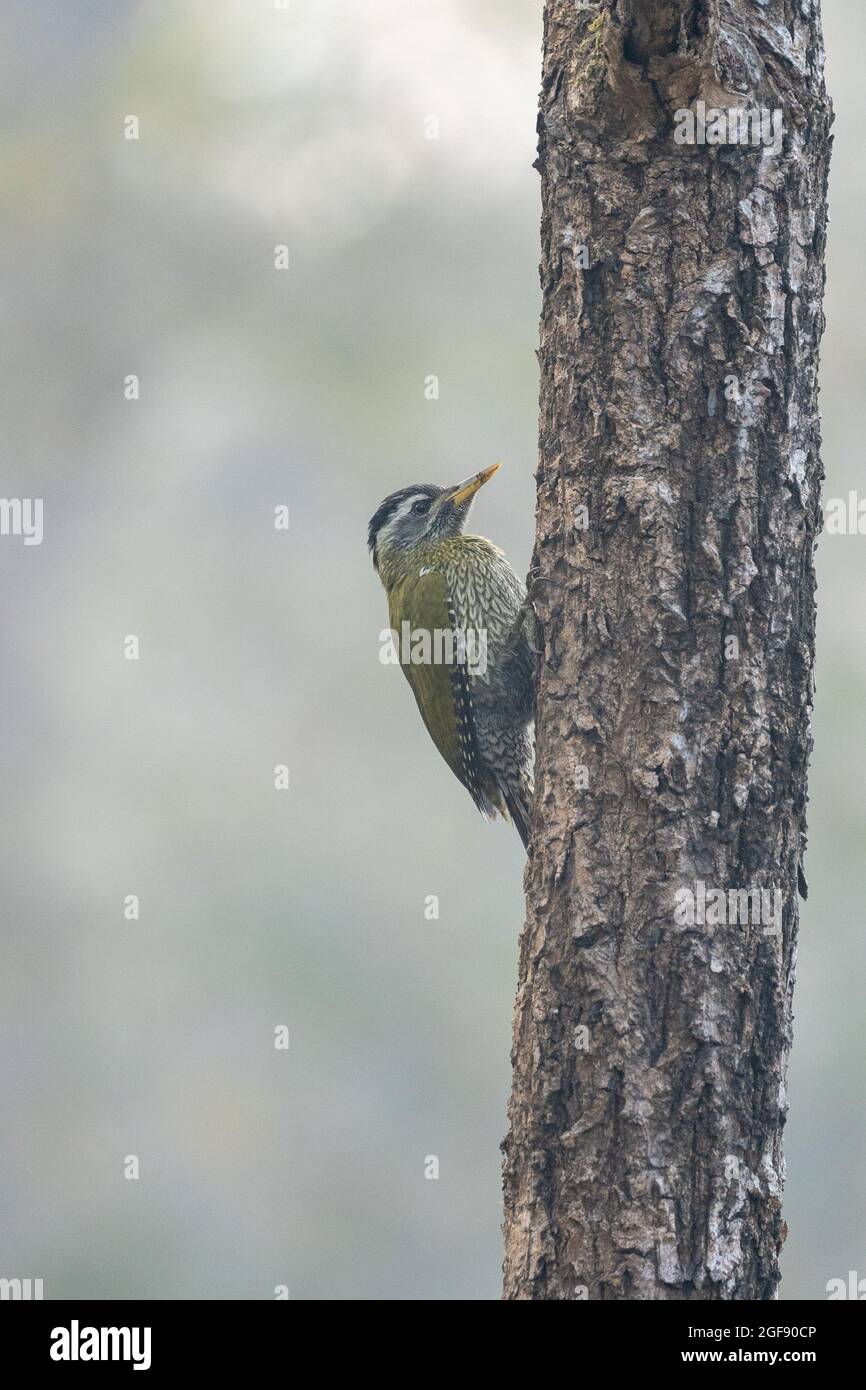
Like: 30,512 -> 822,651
387,560 -> 483,804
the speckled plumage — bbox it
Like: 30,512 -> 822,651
369,470 -> 535,846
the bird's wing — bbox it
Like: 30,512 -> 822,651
388,568 -> 486,811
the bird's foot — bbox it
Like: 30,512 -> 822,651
515,589 -> 543,656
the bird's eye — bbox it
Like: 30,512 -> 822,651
412,499 -> 431,516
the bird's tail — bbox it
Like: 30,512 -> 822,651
501,777 -> 533,851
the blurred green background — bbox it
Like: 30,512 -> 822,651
0,0 -> 861,1299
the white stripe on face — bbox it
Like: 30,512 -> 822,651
382,494 -> 430,537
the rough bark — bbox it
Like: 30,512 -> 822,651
503,0 -> 831,1300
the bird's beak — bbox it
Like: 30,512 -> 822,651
446,463 -> 501,507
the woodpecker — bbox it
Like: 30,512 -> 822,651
368,464 -> 535,847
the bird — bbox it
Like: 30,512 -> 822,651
368,463 -> 536,847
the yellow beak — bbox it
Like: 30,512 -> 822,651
447,462 -> 501,507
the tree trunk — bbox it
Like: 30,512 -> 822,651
503,0 -> 831,1301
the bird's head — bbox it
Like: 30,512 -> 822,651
368,463 -> 500,578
